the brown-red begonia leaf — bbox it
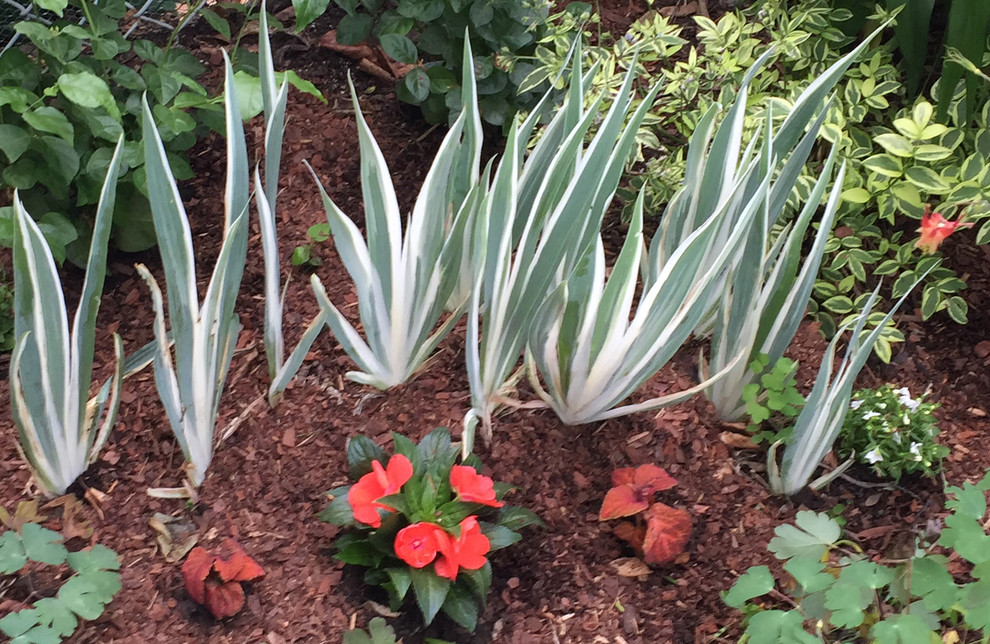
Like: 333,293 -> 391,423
641,503 -> 691,565
612,521 -> 646,554
632,464 -> 677,492
212,538 -> 265,582
203,577 -> 245,619
181,546 -> 214,605
611,466 -> 638,487
599,486 -> 650,520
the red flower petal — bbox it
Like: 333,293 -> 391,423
641,503 -> 692,565
434,516 -> 489,581
181,546 -> 214,605
450,465 -> 503,507
394,523 -> 445,568
203,578 -> 245,619
599,485 -> 649,520
916,206 -> 973,254
213,538 -> 265,583
348,455 -> 413,527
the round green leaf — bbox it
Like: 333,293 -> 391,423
724,565 -> 775,608
58,72 -> 120,119
336,13 -> 373,45
402,68 -> 430,103
379,33 -> 418,65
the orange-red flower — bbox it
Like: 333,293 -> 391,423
916,205 -> 973,254
450,465 -> 503,507
348,454 -> 413,527
394,522 -> 445,568
433,516 -> 490,581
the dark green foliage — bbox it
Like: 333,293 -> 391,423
293,0 -> 551,125
0,0 -> 218,261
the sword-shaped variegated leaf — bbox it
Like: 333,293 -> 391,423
10,138 -> 125,496
309,41 -> 482,389
252,2 -> 328,406
769,270 -> 930,496
138,51 -> 248,488
463,45 -> 662,451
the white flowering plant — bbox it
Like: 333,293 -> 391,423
836,385 -> 948,481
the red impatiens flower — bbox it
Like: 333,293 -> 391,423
433,516 -> 490,581
348,454 -> 413,527
450,465 -> 503,507
394,522 -> 446,568
916,204 -> 973,254
599,464 -> 678,521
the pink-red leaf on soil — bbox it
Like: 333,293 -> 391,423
203,577 -> 246,619
641,503 -> 692,565
599,486 -> 651,520
181,546 -> 214,605
213,538 -> 265,582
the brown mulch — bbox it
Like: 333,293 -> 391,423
2,1 -> 990,642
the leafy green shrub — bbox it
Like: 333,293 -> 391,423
837,384 -> 948,481
0,271 -> 12,351
295,0 -> 552,125
0,0 -> 218,259
0,522 -> 122,643
319,428 -> 541,631
726,472 -> 990,642
742,356 -> 805,439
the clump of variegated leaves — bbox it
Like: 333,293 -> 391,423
837,384 -> 948,481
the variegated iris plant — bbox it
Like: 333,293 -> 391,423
253,4 -> 327,407
308,42 -> 482,390
137,54 -> 249,488
9,140 -> 125,496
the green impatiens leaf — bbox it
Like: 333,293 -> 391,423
21,524 -> 67,566
768,511 -> 840,561
441,582 -> 479,631
409,567 -> 450,625
724,565 -> 775,608
0,530 -> 27,573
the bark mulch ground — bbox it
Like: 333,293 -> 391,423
2,1 -> 990,642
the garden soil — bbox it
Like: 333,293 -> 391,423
2,1 -> 990,642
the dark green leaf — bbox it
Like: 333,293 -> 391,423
481,524 -> 519,551
0,125 -> 31,163
402,68 -> 431,103
410,567 -> 450,625
496,506 -> 543,531
337,13 -> 373,45
379,34 -> 418,65
22,107 -> 74,143
347,434 -> 387,479
318,494 -> 355,525
441,582 -> 479,631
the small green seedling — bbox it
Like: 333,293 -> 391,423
291,223 -> 329,270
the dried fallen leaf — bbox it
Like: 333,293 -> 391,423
719,431 -> 758,450
641,503 -> 692,565
149,512 -> 199,563
612,557 -> 651,578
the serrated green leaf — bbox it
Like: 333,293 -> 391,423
724,565 -> 775,608
21,524 -> 67,565
66,545 -> 120,574
0,530 -> 27,573
441,581 -> 479,631
910,556 -> 959,611
744,610 -> 819,643
346,434 -> 387,479
31,597 -> 77,637
768,511 -> 840,561
870,613 -> 938,644
784,557 -> 835,594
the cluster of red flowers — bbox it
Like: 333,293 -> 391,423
347,455 -> 503,580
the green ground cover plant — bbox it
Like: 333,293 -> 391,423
0,0 -> 218,259
837,384 -> 948,481
0,521 -> 121,643
726,471 -> 990,642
